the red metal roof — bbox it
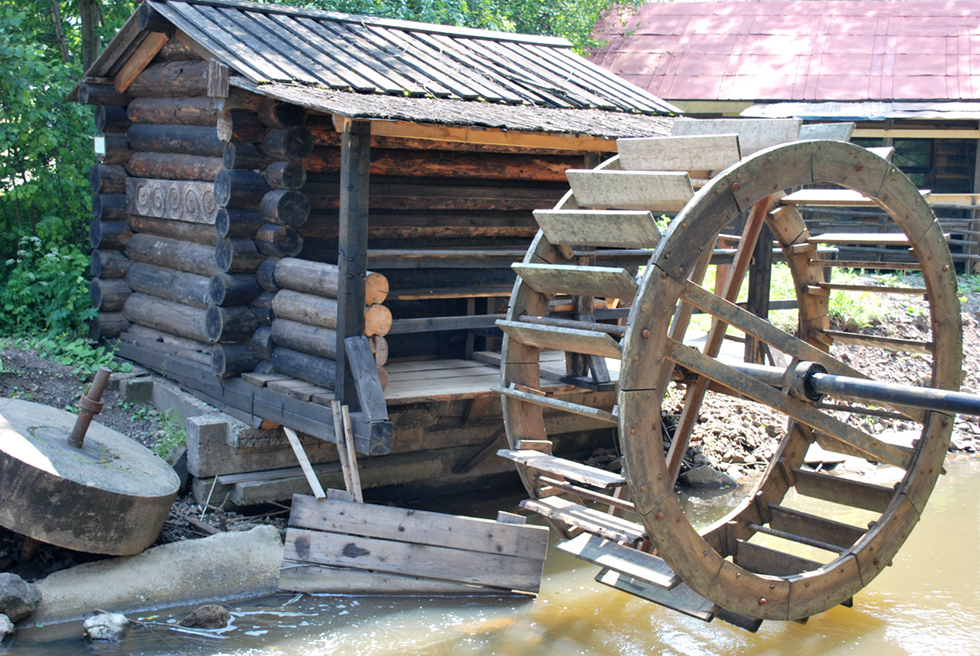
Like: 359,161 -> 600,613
590,1 -> 979,102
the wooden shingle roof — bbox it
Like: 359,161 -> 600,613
80,0 -> 677,116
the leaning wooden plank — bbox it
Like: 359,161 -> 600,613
521,497 -> 645,544
533,209 -> 662,250
565,170 -> 693,212
498,320 -> 622,359
344,336 -> 388,423
513,263 -> 638,300
283,528 -> 545,592
340,404 -> 364,503
497,449 -> 624,488
282,426 -> 326,500
617,134 -> 741,172
278,564 -> 529,595
288,495 -> 549,559
596,569 -> 718,622
558,533 -> 680,589
671,118 -> 801,156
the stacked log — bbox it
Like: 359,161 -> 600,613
269,257 -> 391,391
204,89 -> 312,377
86,88 -> 134,341
88,59 -> 253,378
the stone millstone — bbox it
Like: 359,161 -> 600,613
0,398 -> 179,556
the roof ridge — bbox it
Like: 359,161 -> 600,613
151,0 -> 572,47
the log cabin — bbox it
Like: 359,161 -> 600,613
71,0 -> 678,502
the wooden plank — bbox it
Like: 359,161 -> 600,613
493,385 -> 617,425
329,401 -> 357,499
558,533 -> 680,589
367,120 -> 618,152
815,282 -> 926,295
733,540 -> 822,577
288,495 -> 549,559
671,118 -> 801,156
282,427 -> 326,499
521,497 -> 644,544
617,134 -> 741,172
340,404 -> 364,503
566,170 -> 693,212
533,209 -> 662,250
498,320 -> 622,359
799,123 -> 855,142
498,449 -> 624,488
512,263 -> 638,300
283,528 -> 543,591
315,21 -> 430,95
115,32 -> 169,93
278,564 -> 528,595
344,336 -> 388,423
783,189 -> 879,207
807,231 -> 911,245
791,468 -> 895,513
664,338 -> 913,469
819,329 -> 933,355
596,569 -> 718,622
767,504 -> 866,551
267,378 -> 321,401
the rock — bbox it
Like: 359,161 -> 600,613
692,453 -> 710,467
679,466 -> 737,488
0,614 -> 12,638
0,573 -> 41,622
177,604 -> 231,629
83,611 -> 129,642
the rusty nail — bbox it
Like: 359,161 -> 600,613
855,164 -> 863,171
641,329 -> 650,339
654,511 -> 664,519
731,182 -> 740,191
759,598 -> 767,606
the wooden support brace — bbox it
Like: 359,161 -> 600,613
282,426 -> 326,500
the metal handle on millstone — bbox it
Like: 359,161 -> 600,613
67,367 -> 112,448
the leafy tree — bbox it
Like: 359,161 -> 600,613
278,0 -> 643,52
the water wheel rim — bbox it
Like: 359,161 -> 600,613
620,140 -> 961,620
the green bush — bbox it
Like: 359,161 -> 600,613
0,236 -> 95,336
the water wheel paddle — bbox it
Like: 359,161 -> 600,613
499,139 -> 966,627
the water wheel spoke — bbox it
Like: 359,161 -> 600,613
679,281 -> 925,422
664,338 -> 913,469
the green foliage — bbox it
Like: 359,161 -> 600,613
0,236 -> 95,335
155,409 -> 188,461
278,0 -> 642,52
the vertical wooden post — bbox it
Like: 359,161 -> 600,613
335,118 -> 371,405
744,223 -> 773,364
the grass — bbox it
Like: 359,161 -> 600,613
682,263 -> 897,337
155,409 -> 187,461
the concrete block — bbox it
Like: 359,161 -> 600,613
25,525 -> 282,626
150,379 -> 218,429
119,376 -> 154,404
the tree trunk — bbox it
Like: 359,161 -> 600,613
79,0 -> 100,70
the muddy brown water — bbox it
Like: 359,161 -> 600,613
8,455 -> 980,655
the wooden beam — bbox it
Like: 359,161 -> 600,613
852,128 -> 980,139
336,120 -> 371,403
282,426 -> 326,499
366,120 -> 619,152
114,32 -> 170,93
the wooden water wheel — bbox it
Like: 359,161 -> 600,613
498,136 -> 968,629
